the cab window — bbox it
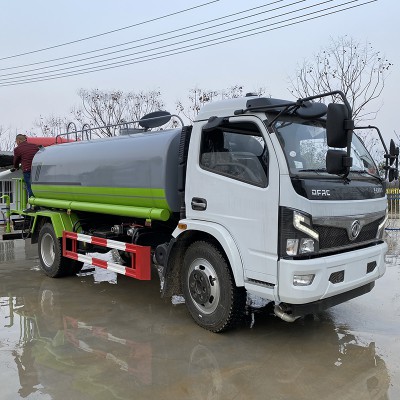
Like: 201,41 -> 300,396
199,122 -> 268,187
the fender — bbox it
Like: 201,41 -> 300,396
173,219 -> 245,287
31,210 -> 80,239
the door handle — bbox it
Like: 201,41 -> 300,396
191,197 -> 207,211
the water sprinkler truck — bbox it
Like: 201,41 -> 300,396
3,91 -> 399,332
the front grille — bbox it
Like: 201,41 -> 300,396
315,219 -> 381,250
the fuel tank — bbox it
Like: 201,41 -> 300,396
31,129 -> 182,220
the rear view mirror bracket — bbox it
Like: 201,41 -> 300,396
344,119 -> 355,131
354,126 -> 399,182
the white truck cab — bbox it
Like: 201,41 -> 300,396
170,92 -> 392,330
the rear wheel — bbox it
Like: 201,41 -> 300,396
38,223 -> 82,277
182,241 -> 246,332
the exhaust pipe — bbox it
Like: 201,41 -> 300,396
274,305 -> 300,323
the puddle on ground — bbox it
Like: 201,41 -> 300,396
0,228 -> 398,399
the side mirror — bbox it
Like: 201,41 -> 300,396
326,103 -> 352,148
386,139 -> 400,182
326,149 -> 352,175
390,139 -> 399,165
389,169 -> 399,182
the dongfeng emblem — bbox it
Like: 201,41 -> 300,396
350,220 -> 361,240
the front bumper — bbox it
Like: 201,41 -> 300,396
277,241 -> 387,305
289,282 -> 374,316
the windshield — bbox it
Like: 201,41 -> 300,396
272,116 -> 379,177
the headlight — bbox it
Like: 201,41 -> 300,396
293,212 -> 319,240
299,237 -> 316,253
279,207 -> 319,257
286,239 -> 299,256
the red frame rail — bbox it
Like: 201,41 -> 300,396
62,231 -> 151,280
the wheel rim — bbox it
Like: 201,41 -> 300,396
187,257 -> 220,314
41,233 -> 56,268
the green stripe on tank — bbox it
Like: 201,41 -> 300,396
29,197 -> 170,221
31,184 -> 170,210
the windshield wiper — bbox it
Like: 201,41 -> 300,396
350,169 -> 381,180
297,168 -> 327,172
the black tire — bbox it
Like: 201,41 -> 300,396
182,241 -> 246,333
38,223 -> 81,277
69,260 -> 84,275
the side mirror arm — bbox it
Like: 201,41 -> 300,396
353,126 -> 399,182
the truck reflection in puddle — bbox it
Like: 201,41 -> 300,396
62,315 -> 151,385
1,276 -> 390,400
0,240 -> 15,263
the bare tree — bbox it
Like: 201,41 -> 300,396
0,125 -> 14,151
289,36 -> 392,162
289,36 -> 391,123
177,85 -> 267,123
72,89 -> 128,137
125,90 -> 165,121
394,130 -> 399,143
176,88 -> 219,123
34,115 -> 68,137
72,88 -> 165,137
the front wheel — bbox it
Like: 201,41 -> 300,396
182,241 -> 246,332
38,223 -> 82,277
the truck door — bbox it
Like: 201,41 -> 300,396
185,116 -> 280,286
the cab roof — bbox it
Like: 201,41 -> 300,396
195,96 -> 291,121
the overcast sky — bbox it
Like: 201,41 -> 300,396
0,0 -> 398,146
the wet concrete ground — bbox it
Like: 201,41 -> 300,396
0,231 -> 399,400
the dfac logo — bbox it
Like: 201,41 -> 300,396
311,189 -> 330,197
349,220 -> 361,240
